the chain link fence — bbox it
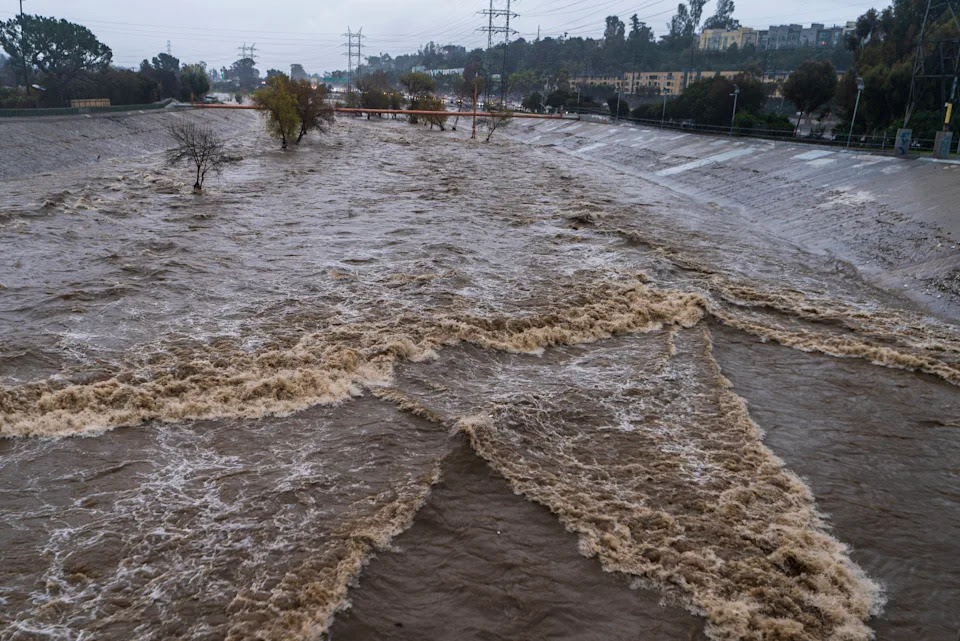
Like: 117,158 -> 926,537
0,98 -> 177,119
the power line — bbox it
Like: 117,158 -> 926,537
478,0 -> 519,104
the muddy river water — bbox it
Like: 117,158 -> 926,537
1,113 -> 958,641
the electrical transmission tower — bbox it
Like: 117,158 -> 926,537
478,0 -> 518,104
342,27 -> 365,92
237,42 -> 258,61
166,40 -> 172,56
904,0 -> 960,126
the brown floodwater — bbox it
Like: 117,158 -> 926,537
1,113 -> 958,641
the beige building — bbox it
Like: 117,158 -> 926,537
572,67 -> 841,98
698,28 -> 759,51
573,71 -> 730,97
569,74 -> 628,92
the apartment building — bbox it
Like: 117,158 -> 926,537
757,21 -> 856,50
698,28 -> 760,51
573,70 -> 736,97
572,67 -> 846,98
570,73 -> 629,92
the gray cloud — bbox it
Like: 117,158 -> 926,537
5,0 -> 877,74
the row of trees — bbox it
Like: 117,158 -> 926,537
0,14 -> 215,108
834,0 -> 959,139
347,6 -> 852,99
523,61 -> 832,137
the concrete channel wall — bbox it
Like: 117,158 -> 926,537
511,118 -> 960,317
0,108 -> 258,181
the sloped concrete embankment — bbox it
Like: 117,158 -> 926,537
0,108 -> 259,181
511,119 -> 960,317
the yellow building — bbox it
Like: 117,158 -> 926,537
698,28 -> 759,51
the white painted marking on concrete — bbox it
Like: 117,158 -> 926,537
656,148 -> 754,176
793,150 -> 834,160
919,157 -> 960,166
806,158 -> 837,167
576,142 -> 608,154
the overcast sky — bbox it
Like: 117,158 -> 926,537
3,0 -> 879,74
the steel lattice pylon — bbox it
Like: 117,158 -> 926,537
477,0 -> 518,104
905,0 -> 960,125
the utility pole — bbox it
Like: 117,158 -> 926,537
729,84 -> 740,135
903,0 -> 960,128
847,77 -> 864,148
472,82 -> 478,139
18,0 -> 29,93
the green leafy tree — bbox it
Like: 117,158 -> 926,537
522,91 -> 544,113
662,73 -> 765,126
82,68 -> 158,105
782,60 -> 837,133
181,63 -> 210,101
507,70 -> 539,96
288,79 -> 335,142
415,94 -> 449,130
400,71 -> 435,97
360,88 -> 390,114
607,94 -> 631,118
0,52 -> 19,87
703,0 -> 740,30
388,90 -> 406,110
0,14 -> 111,104
358,70 -> 390,92
603,16 -> 626,44
227,57 -> 260,91
252,75 -> 301,149
290,64 -> 308,81
141,52 -> 181,99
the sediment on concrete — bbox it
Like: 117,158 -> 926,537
0,108 -> 258,181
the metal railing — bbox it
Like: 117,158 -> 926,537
564,107 -> 953,155
0,98 -> 176,118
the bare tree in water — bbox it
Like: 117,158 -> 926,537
166,122 -> 236,191
480,104 -> 513,142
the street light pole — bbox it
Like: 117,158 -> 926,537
18,0 -> 29,94
847,77 -> 864,149
729,84 -> 740,135
615,88 -> 621,123
661,91 -> 667,127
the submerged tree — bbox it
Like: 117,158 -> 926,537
288,79 -> 335,142
166,122 -> 237,191
252,75 -> 301,149
480,104 -> 513,142
418,94 -> 449,130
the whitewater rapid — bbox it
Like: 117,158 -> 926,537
1,113 -> 958,641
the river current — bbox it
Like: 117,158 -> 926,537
1,114 -> 958,641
